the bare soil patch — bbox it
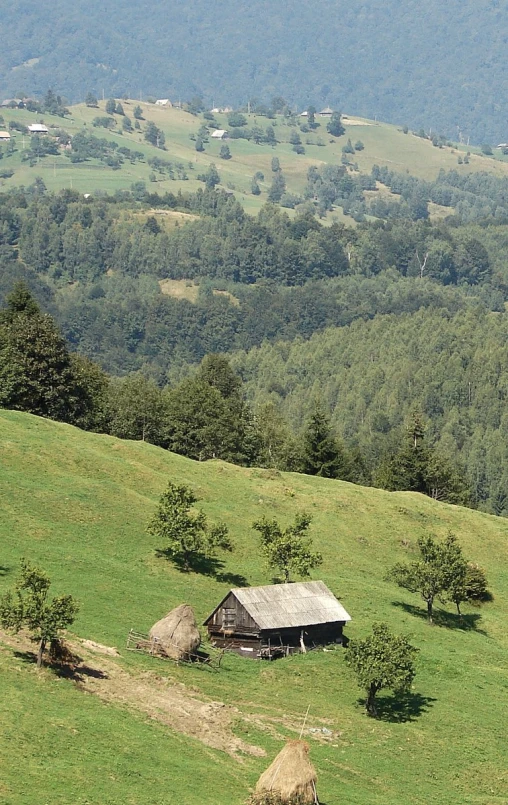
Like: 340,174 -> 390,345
0,629 -> 264,758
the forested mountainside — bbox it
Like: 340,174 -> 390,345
231,308 -> 508,516
2,0 -> 508,143
3,183 -> 508,512
1,185 -> 506,376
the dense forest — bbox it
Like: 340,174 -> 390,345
2,1 -> 508,143
2,179 -> 508,512
232,308 -> 508,515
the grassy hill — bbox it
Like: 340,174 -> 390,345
1,409 -> 507,804
2,101 -> 508,219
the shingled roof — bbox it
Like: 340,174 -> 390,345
209,581 -> 351,630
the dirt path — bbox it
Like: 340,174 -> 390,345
0,630 -> 265,759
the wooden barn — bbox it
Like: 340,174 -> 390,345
204,581 -> 351,659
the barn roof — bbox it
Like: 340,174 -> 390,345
206,581 -> 351,630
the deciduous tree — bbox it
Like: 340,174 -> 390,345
253,513 -> 322,582
148,482 -> 232,571
448,563 -> 491,616
0,559 -> 79,668
326,111 -> 345,137
346,623 -> 418,717
387,533 -> 468,623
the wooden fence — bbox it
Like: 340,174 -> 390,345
126,629 -> 224,669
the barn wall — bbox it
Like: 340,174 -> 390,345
206,592 -> 259,634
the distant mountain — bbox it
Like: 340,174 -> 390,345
1,1 -> 508,144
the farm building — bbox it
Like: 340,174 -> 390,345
0,131 -> 11,140
320,107 -> 334,117
155,99 -> 172,106
211,129 -> 228,139
1,99 -> 23,108
28,123 -> 49,134
204,580 -> 351,659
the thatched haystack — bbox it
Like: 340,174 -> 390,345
253,740 -> 318,805
149,604 -> 200,661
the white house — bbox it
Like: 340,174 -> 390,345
155,99 -> 172,107
211,129 -> 228,139
28,123 -> 49,134
0,131 -> 11,140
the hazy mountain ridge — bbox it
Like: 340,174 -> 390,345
2,0 -> 508,142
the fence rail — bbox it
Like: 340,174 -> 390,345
126,629 -> 224,669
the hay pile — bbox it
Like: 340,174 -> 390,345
253,740 -> 318,804
149,604 -> 200,661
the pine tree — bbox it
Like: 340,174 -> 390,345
302,402 -> 350,479
0,283 -> 79,422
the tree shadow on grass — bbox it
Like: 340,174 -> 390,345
392,601 -> 487,634
357,691 -> 436,723
0,565 -> 11,576
156,548 -> 248,587
13,649 -> 108,682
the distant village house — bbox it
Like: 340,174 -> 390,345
155,99 -> 172,107
320,107 -> 334,117
211,129 -> 228,139
204,580 -> 351,659
27,124 -> 49,134
1,99 -> 23,109
0,131 -> 11,140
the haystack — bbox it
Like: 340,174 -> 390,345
149,604 -> 200,661
254,740 -> 318,804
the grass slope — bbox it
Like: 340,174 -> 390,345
2,102 -> 508,218
1,410 -> 507,804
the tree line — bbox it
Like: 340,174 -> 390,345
0,283 -> 473,510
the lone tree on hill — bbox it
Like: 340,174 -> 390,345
267,171 -> 286,202
346,623 -> 418,717
0,559 -> 79,668
326,111 -> 345,137
148,482 -> 233,571
387,532 -> 470,624
252,513 -> 322,583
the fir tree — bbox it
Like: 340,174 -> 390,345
0,283 -> 79,422
302,402 -> 349,479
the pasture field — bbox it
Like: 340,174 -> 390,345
0,410 -> 507,804
1,101 -> 508,218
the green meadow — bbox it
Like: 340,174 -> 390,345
2,101 -> 508,218
0,410 -> 507,804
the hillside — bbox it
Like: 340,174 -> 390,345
2,1 -> 508,142
2,100 -> 508,214
0,410 -> 507,804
